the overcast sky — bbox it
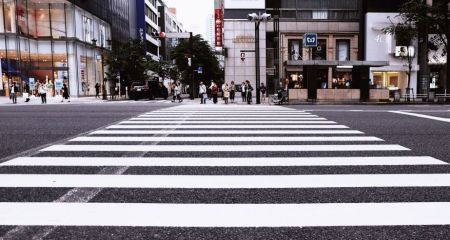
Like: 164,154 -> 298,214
163,0 -> 214,39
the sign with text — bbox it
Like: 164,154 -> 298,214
303,33 -> 318,48
215,9 -> 223,47
55,79 -> 63,90
29,78 -> 35,89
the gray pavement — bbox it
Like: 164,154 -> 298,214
0,103 -> 449,239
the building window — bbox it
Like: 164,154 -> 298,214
83,16 -> 93,43
312,11 -> 328,19
312,39 -> 327,60
288,39 -> 303,60
336,39 -> 350,61
99,25 -> 106,47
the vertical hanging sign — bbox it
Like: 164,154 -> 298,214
214,8 -> 223,47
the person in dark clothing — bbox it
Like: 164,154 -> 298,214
246,80 -> 253,104
24,83 -> 30,102
61,83 -> 70,102
95,83 -> 100,98
10,82 -> 18,104
211,82 -> 219,104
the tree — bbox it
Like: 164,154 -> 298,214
170,34 -> 223,86
148,60 -> 180,83
104,39 -> 152,89
383,18 -> 417,100
395,0 -> 450,93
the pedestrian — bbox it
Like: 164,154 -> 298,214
260,83 -> 267,104
10,82 -> 18,104
241,81 -> 246,102
95,83 -> 100,98
223,82 -> 230,104
61,83 -> 70,102
211,82 -> 219,104
24,82 -> 30,103
246,80 -> 253,104
199,81 -> 207,104
39,82 -> 47,104
230,81 -> 236,103
171,83 -> 177,102
176,82 -> 183,102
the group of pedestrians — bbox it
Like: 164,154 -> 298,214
8,81 -> 70,104
198,80 -> 267,105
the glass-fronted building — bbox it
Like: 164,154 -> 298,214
0,0 -> 112,97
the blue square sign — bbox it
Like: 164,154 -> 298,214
303,33 -> 317,48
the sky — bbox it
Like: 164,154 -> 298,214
163,0 -> 214,39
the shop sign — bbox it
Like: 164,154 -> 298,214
215,9 -> 223,47
303,33 -> 317,48
55,79 -> 63,90
232,36 -> 255,43
29,78 -> 35,89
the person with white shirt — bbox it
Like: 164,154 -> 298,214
39,82 -> 47,104
198,81 -> 207,104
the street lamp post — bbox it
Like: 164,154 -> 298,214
247,12 -> 271,104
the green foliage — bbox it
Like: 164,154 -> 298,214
170,34 -> 223,85
148,60 -> 181,81
383,20 -> 417,46
398,0 -> 449,47
104,39 -> 153,83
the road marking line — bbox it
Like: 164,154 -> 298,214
40,144 -> 409,152
70,136 -> 383,142
120,120 -> 337,124
2,202 -> 450,227
106,125 -> 350,129
132,117 -> 324,120
3,156 -> 445,167
390,111 -> 450,123
0,173 -> 449,188
90,130 -> 364,135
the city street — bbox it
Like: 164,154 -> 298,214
0,102 -> 449,239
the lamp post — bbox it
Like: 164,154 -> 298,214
247,12 -> 271,104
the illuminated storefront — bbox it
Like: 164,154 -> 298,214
0,0 -> 111,97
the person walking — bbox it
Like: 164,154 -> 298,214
223,83 -> 230,104
95,83 -> 100,98
246,80 -> 253,104
211,82 -> 219,104
241,81 -> 246,102
199,81 -> 207,104
39,82 -> 47,104
230,81 -> 236,103
24,83 -> 30,102
61,83 -> 70,102
260,83 -> 267,104
10,82 -> 18,104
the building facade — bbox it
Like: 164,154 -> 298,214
158,2 -> 185,62
135,0 -> 160,60
0,0 -> 117,98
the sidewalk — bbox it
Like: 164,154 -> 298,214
0,95 -> 106,106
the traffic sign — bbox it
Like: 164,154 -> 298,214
303,33 -> 317,48
197,67 -> 203,74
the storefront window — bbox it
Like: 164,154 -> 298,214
312,39 -> 327,60
3,0 -> 16,33
288,39 -> 302,60
51,3 -> 66,39
35,4 -> 51,37
333,69 -> 353,89
17,0 -> 28,36
83,16 -> 93,42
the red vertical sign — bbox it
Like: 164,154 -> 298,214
215,9 -> 223,47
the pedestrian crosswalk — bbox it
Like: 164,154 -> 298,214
0,105 -> 449,238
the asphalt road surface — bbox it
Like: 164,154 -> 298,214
0,102 -> 449,239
